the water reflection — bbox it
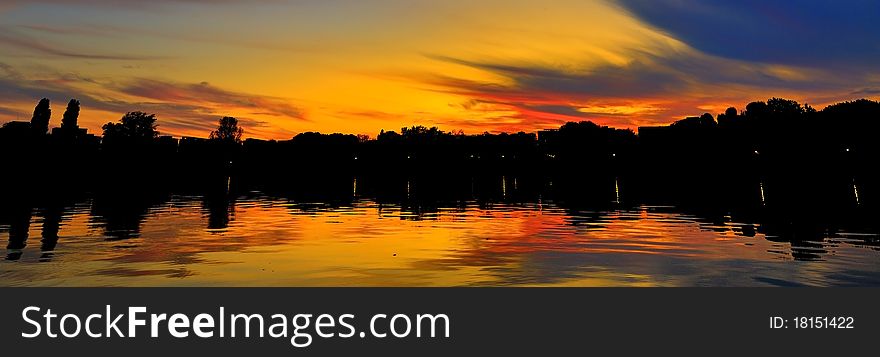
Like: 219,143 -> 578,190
5,205 -> 31,261
0,175 -> 877,287
853,181 -> 860,205
203,177 -> 236,232
39,205 -> 64,261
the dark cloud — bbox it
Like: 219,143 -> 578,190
614,0 -> 880,67
0,105 -> 25,117
424,5 -> 880,129
0,62 -> 303,137
15,23 -> 327,54
852,88 -> 880,96
115,78 -> 305,120
0,0 -> 274,6
0,63 -> 83,102
428,51 -> 843,103
429,54 -> 685,99
521,104 -> 588,119
0,27 -> 167,60
423,50 -> 862,130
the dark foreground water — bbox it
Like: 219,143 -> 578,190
1,177 -> 878,286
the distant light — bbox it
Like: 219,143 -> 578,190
501,155 -> 505,158
845,148 -> 850,152
754,150 -> 760,155
612,153 -> 616,157
354,156 -> 358,160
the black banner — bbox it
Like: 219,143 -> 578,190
0,288 -> 876,355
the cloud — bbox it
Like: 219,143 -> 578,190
613,0 -> 880,68
430,51 -> 847,98
115,78 -> 305,121
0,62 -> 85,102
0,0 -> 276,6
0,105 -> 25,117
0,62 -> 303,138
851,88 -> 880,96
0,26 -> 166,60
428,54 -> 685,99
0,0 -> 286,15
16,23 -> 327,54
420,50 -> 860,130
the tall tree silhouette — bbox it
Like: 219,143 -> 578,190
102,111 -> 159,143
61,99 -> 80,130
30,98 -> 51,135
209,116 -> 243,144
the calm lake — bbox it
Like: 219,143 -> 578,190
1,176 -> 878,287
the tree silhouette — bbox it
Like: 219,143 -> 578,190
766,97 -> 804,116
744,101 -> 769,119
804,103 -> 817,114
377,129 -> 402,143
716,107 -> 740,128
400,125 -> 445,142
725,107 -> 738,117
209,116 -> 243,144
102,111 -> 159,143
700,112 -> 716,125
30,98 -> 51,135
61,99 -> 80,130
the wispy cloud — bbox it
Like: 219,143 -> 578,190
0,105 -> 26,118
419,47 -> 875,131
115,78 -> 306,121
0,26 -> 167,60
0,0 -> 278,7
15,23 -> 327,54
0,62 -> 303,138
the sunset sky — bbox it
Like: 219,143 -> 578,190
1,0 -> 878,139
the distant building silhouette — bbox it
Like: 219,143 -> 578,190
0,121 -> 32,139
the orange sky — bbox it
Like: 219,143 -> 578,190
1,0 -> 878,139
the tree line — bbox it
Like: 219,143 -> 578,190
0,96 -> 877,179
0,97 -> 243,145
3,96 -> 876,151
0,96 -> 876,211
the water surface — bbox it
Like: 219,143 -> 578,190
2,187 -> 878,286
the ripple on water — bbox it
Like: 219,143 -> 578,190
0,195 -> 878,286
